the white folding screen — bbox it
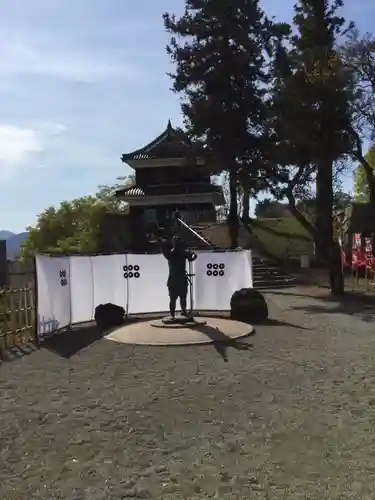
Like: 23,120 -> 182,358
36,255 -> 71,340
126,253 -> 170,314
92,254 -> 128,316
36,250 -> 253,339
69,254 -> 128,324
69,256 -> 92,324
192,250 -> 253,311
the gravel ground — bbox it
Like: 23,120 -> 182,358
2,287 -> 375,499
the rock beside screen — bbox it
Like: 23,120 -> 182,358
230,288 -> 268,323
95,303 -> 125,330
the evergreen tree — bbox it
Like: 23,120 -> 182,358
163,0 -> 280,247
353,144 -> 375,202
269,0 -> 354,293
341,29 -> 375,201
293,1 -> 353,259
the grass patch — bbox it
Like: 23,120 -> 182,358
252,217 -> 314,260
202,217 -> 314,260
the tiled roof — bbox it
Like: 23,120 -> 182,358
115,183 -> 223,198
121,187 -> 145,197
121,120 -> 193,162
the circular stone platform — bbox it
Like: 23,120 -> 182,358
105,317 -> 254,346
151,316 -> 207,329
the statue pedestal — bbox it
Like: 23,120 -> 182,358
151,315 -> 206,329
162,315 -> 195,325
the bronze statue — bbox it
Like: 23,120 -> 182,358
161,235 -> 197,318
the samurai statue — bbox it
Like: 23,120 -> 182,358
161,235 -> 197,319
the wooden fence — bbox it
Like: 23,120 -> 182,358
0,284 -> 36,360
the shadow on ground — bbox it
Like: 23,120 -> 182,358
291,300 -> 375,323
193,317 -> 307,361
262,318 -> 310,330
266,290 -> 330,300
266,287 -> 375,323
40,315 -> 311,361
42,317 -> 146,359
280,292 -> 375,323
192,323 -> 254,362
0,342 -> 38,363
42,325 -> 107,359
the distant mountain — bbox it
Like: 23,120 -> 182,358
0,230 -> 15,240
7,233 -> 28,259
0,230 -> 28,260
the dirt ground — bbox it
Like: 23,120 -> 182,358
2,287 -> 375,499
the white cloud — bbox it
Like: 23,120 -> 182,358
0,123 -> 66,183
0,39 -> 144,83
32,122 -> 67,137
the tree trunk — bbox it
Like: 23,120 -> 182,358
315,159 -> 333,262
286,195 -> 318,240
285,189 -> 320,256
365,170 -> 375,204
316,158 -> 344,295
227,170 -> 239,249
329,240 -> 344,296
241,184 -> 250,223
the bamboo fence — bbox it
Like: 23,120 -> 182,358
0,285 -> 36,359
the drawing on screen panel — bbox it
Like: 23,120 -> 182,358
38,315 -> 59,338
59,269 -> 68,286
206,262 -> 225,277
123,264 -> 140,279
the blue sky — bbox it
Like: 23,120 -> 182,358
1,0 -> 374,233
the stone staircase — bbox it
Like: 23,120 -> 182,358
177,223 -> 221,250
179,222 -> 296,290
251,256 -> 296,290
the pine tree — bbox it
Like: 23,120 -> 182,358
269,0 -> 354,294
163,0 -> 278,247
293,0 -> 353,257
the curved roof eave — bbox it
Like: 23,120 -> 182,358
121,120 -> 192,163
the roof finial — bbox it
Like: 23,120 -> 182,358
167,119 -> 172,131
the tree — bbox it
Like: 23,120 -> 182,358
297,189 -> 353,218
20,197 -> 109,261
163,0 -> 281,248
96,173 -> 135,210
20,176 -> 133,261
215,170 -> 264,222
342,29 -> 375,136
214,172 -> 244,219
266,0 -> 354,294
237,157 -> 271,222
255,199 -> 288,218
354,143 -> 375,202
296,198 -> 317,221
341,30 -> 375,200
